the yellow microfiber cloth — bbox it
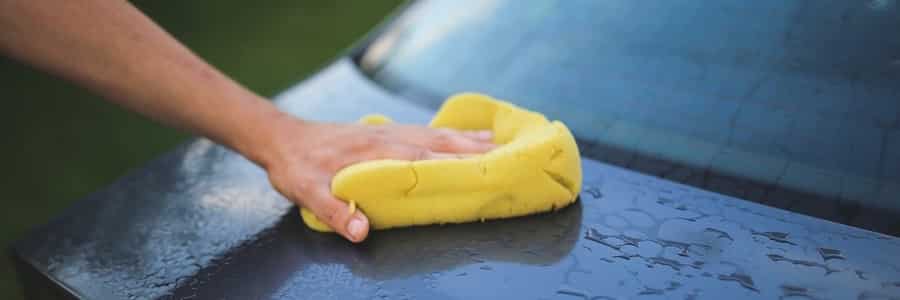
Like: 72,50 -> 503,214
301,93 -> 582,232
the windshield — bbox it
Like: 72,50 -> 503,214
360,0 -> 900,234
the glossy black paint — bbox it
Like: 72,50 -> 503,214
12,60 -> 900,299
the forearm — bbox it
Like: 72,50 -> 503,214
0,0 -> 286,166
1,0 -> 499,242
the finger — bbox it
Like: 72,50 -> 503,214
424,151 -> 477,160
437,128 -> 493,142
428,132 -> 497,154
330,143 -> 423,171
458,130 -> 494,142
305,185 -> 370,242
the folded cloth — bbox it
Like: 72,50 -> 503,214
301,93 -> 582,232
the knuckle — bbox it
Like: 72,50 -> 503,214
361,135 -> 384,148
319,205 -> 341,224
416,149 -> 432,160
347,136 -> 386,155
431,132 -> 456,148
382,143 -> 407,156
371,126 -> 389,136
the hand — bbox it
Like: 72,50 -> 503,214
261,117 -> 496,243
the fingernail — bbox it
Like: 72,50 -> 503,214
476,130 -> 493,139
348,218 -> 365,240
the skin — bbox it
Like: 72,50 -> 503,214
0,0 -> 495,243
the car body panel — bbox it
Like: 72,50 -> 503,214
12,59 -> 900,299
361,0 -> 900,236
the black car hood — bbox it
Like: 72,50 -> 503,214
12,59 -> 900,299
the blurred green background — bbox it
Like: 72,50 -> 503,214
0,1 -> 403,298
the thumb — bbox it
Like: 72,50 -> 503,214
307,186 -> 370,242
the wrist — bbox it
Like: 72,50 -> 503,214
220,98 -> 299,170
240,108 -> 315,171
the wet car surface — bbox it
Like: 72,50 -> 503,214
363,0 -> 900,235
12,0 -> 900,299
12,60 -> 900,300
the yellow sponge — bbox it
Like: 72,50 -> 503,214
301,93 -> 582,232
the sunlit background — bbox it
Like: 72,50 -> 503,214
0,1 -> 403,298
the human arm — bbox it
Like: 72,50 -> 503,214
0,0 -> 494,242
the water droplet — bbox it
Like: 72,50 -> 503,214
780,284 -> 812,299
639,287 -> 664,295
717,273 -> 759,292
585,186 -> 603,199
752,231 -> 796,245
657,197 -> 676,205
817,248 -> 845,261
620,210 -> 654,228
585,228 -> 622,250
605,215 -> 628,228
556,285 -> 589,298
620,245 -> 639,256
649,257 -> 685,271
704,228 -> 734,241
623,230 -> 647,240
767,254 -> 838,273
637,240 -> 662,257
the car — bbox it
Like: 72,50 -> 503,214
12,0 -> 900,299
